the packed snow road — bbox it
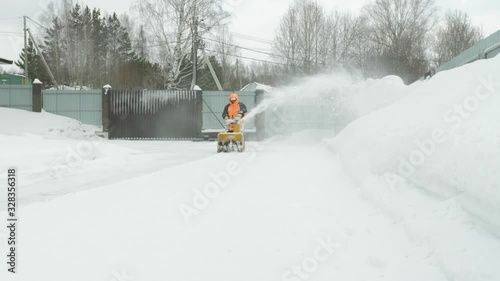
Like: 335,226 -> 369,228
0,137 -> 215,211
1,135 -> 499,281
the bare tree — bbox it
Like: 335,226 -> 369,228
274,1 -> 367,76
274,0 -> 326,75
433,9 -> 483,66
274,3 -> 301,75
363,0 -> 438,83
212,25 -> 238,89
136,0 -> 229,89
296,0 -> 324,74
324,10 -> 368,67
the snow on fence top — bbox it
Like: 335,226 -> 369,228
111,90 -> 197,115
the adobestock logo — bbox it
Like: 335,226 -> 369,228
179,160 -> 243,224
386,74 -> 499,189
282,236 -> 340,281
51,138 -> 101,180
110,268 -> 133,281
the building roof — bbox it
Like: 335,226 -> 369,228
0,57 -> 13,65
0,73 -> 25,78
240,82 -> 274,93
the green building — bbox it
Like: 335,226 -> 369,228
0,74 -> 25,85
0,57 -> 25,85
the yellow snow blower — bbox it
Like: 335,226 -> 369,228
217,119 -> 245,153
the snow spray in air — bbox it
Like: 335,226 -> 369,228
243,70 -> 409,140
243,70 -> 356,139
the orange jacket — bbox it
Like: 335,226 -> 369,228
222,93 -> 248,119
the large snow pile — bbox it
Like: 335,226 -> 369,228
0,107 -> 96,139
329,55 -> 500,232
340,75 -> 407,118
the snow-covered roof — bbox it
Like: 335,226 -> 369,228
0,73 -> 25,78
0,57 -> 13,65
240,82 -> 273,93
47,85 -> 93,90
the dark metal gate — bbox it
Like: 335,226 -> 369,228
108,90 -> 202,140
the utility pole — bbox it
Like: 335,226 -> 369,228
202,51 -> 222,90
236,59 -> 242,90
23,16 -> 28,84
190,1 -> 198,90
27,28 -> 59,88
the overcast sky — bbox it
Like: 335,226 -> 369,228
1,0 -> 499,68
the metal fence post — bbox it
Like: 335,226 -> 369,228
102,84 -> 112,133
32,79 -> 42,112
255,89 -> 265,141
196,90 -> 203,138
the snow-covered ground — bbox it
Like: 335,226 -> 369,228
0,55 -> 499,281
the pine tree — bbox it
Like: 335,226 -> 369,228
135,25 -> 148,60
90,8 -> 107,87
105,13 -> 137,87
81,6 -> 93,86
16,39 -> 50,85
67,3 -> 83,86
37,2 -> 166,89
43,17 -> 68,85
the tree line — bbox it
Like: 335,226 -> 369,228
14,0 -> 483,89
17,2 -> 165,89
273,0 -> 483,84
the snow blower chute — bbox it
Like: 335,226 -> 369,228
217,119 -> 245,153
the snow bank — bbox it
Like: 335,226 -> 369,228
329,55 -> 500,232
341,75 -> 407,118
0,107 -> 97,139
0,107 -> 103,181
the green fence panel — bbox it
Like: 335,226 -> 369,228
0,85 -> 32,111
437,30 -> 500,73
43,90 -> 102,126
486,46 -> 500,59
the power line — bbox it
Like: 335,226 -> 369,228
144,37 -> 283,64
0,34 -> 23,37
230,32 -> 273,44
204,48 -> 311,69
0,31 -> 24,35
205,48 -> 282,65
133,30 -> 274,46
0,31 -> 40,37
0,17 -> 22,21
134,31 -> 328,69
143,37 -> 328,69
201,36 -> 330,67
201,36 -> 279,58
27,17 -> 48,30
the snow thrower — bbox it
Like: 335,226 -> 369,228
217,119 -> 245,153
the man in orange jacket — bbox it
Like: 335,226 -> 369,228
222,92 -> 247,121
